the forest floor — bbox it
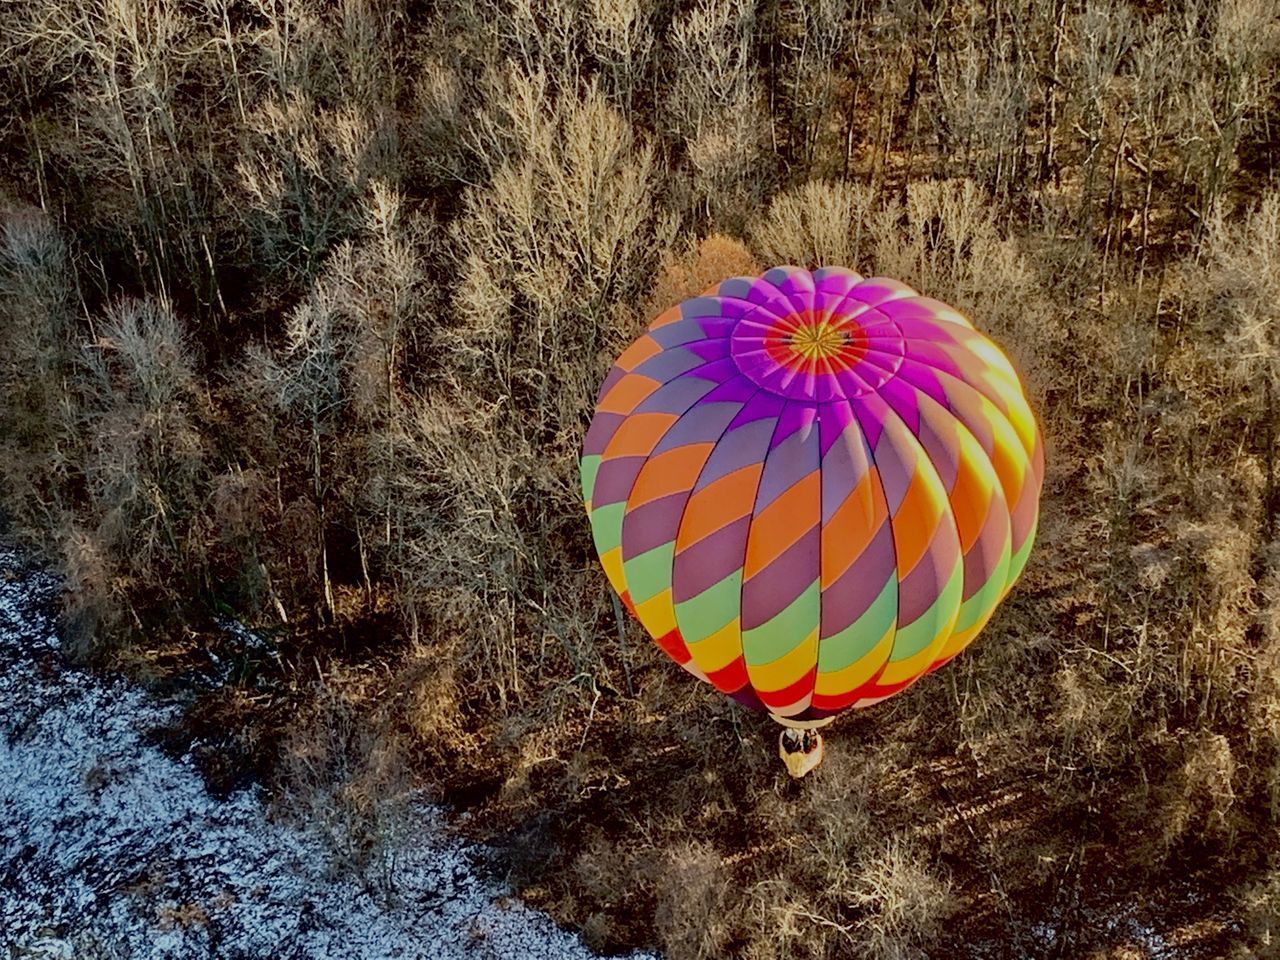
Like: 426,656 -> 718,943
0,544 -> 655,960
0,539 -> 1251,959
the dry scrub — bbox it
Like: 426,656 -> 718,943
3,0 -> 1280,956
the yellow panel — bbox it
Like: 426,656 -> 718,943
633,589 -> 677,642
685,617 -> 744,675
814,625 -> 895,696
599,547 -> 627,597
877,624 -> 955,686
747,628 -> 819,693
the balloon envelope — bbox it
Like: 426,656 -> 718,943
581,266 -> 1043,721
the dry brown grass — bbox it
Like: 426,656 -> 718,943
3,0 -> 1280,955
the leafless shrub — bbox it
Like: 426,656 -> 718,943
1161,732 -> 1238,852
64,297 -> 206,650
655,841 -> 731,960
1068,0 -> 1136,224
377,387 -> 532,701
0,211 -> 76,538
247,182 -> 428,613
776,0 -> 849,171
400,74 -> 660,699
937,36 -> 1032,196
850,839 -> 956,960
750,179 -> 876,269
279,672 -> 411,891
237,96 -> 399,280
663,0 -> 767,226
5,0 -> 225,306
1237,869 -> 1280,959
409,58 -> 471,186
584,0 -> 655,112
1202,188 -> 1280,387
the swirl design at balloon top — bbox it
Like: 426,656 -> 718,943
581,266 -> 1043,721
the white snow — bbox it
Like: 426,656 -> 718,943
0,547 -> 656,960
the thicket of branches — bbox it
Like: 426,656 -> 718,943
3,0 -> 1280,956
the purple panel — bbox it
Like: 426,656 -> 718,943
878,377 -> 923,436
848,393 -> 884,449
850,277 -> 916,306
677,296 -> 723,320
649,318 -> 719,349
772,267 -> 816,315
672,516 -> 752,603
910,393 -> 961,491
694,416 -> 780,490
716,276 -> 758,301
893,314 -> 967,345
621,491 -> 691,559
684,338 -> 732,363
740,525 -> 821,631
897,527 -> 960,625
633,347 -> 713,383
865,402 -> 920,515
893,357 -> 950,409
652,400 -> 749,456
583,410 -> 625,457
818,409 -> 871,523
814,266 -> 863,298
596,366 -> 625,404
902,342 -> 996,407
934,370 -> 996,456
833,367 -> 876,401
755,406 -> 819,512
701,375 -> 761,405
823,287 -> 876,326
591,455 -> 647,507
747,277 -> 801,318
819,523 -> 897,635
718,295 -> 775,321
771,401 -> 818,448
731,390 -> 788,427
878,296 -> 973,330
812,369 -> 850,403
1009,472 -> 1040,551
635,368 -> 729,416
817,400 -> 858,456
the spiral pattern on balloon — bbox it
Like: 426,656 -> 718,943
581,266 -> 1043,721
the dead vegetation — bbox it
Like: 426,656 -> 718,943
2,0 -> 1280,956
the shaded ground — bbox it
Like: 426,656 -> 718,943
0,547 -> 655,960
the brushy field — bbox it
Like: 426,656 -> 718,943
2,0 -> 1280,956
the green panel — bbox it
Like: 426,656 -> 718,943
580,454 -> 601,507
817,576 -> 898,672
622,541 -> 676,606
741,579 -> 821,666
673,570 -> 742,643
890,563 -> 964,661
1005,518 -> 1038,588
589,501 -> 625,557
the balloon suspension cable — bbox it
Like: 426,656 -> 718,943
773,714 -> 833,779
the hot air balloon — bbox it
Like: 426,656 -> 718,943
581,266 -> 1043,777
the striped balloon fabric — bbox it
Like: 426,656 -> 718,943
581,267 -> 1043,722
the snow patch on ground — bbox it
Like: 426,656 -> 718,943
0,548 -> 654,960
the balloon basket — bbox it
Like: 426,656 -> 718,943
773,715 -> 834,779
